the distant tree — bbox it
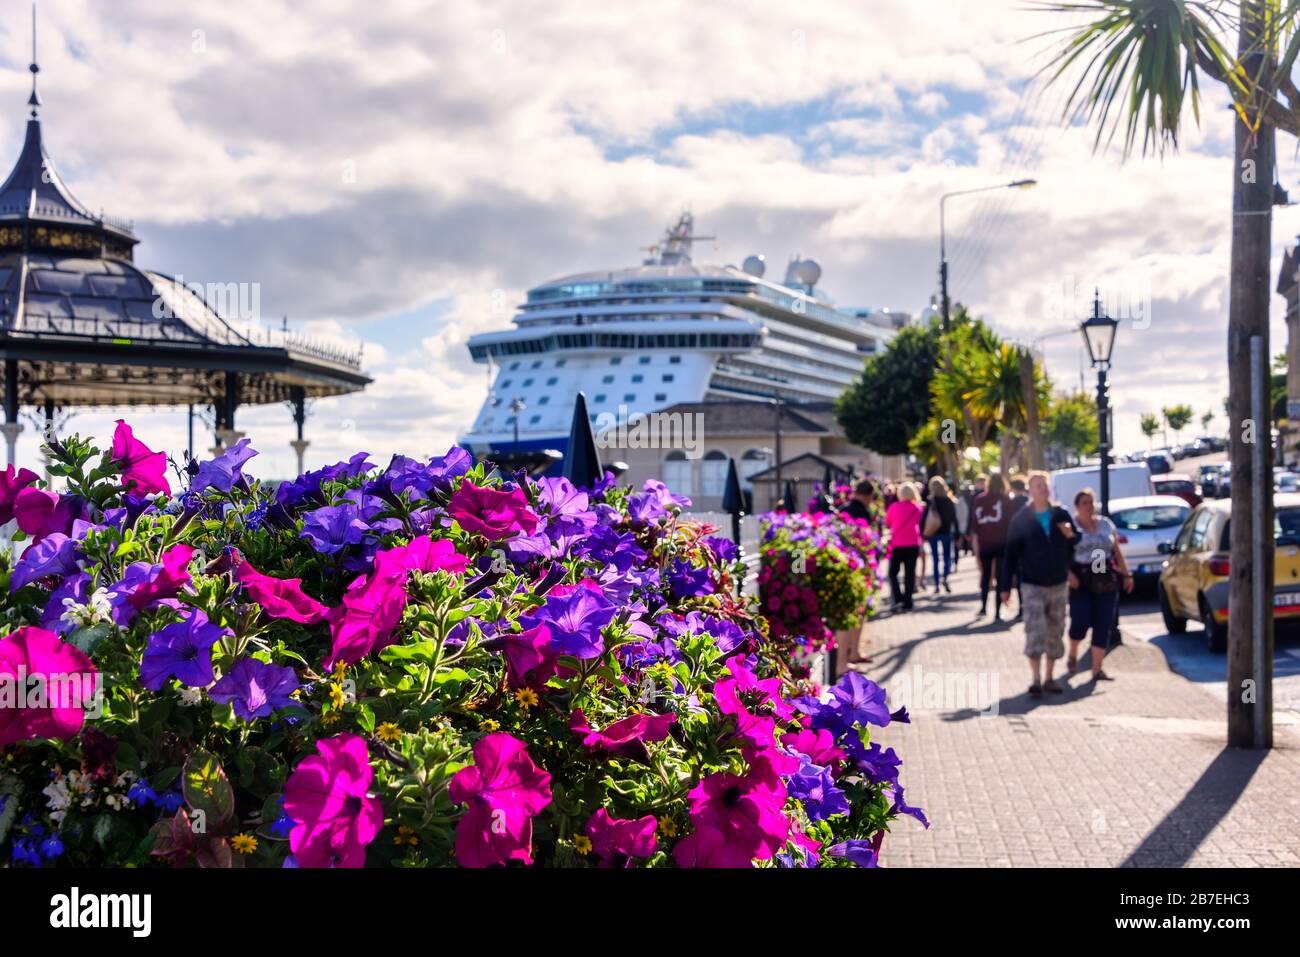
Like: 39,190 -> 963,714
1140,413 -> 1160,448
1163,404 -> 1195,444
1043,393 -> 1098,466
1201,410 -> 1214,433
836,320 -> 941,456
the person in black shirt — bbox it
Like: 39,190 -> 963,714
844,479 -> 877,523
999,471 -> 1077,696
921,476 -> 959,593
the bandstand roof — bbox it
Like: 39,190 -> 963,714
0,84 -> 370,411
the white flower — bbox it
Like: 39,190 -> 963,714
177,686 -> 204,707
59,587 -> 115,629
43,775 -> 71,823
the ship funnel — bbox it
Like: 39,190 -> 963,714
741,254 -> 766,278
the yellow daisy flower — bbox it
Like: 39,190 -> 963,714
232,833 -> 258,855
514,688 -> 539,708
573,834 -> 593,855
376,722 -> 402,744
478,718 -> 500,733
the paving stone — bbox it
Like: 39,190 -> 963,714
855,566 -> 1300,868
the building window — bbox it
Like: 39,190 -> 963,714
538,396 -> 549,405
662,374 -> 674,383
623,393 -> 636,402
555,359 -> 567,367
631,374 -> 643,383
741,448 -> 772,490
663,451 -> 691,496
639,356 -> 651,365
546,377 -> 558,386
602,374 -> 614,384
669,356 -> 682,364
594,393 -> 606,403
610,357 -> 622,365
529,414 -> 542,424
654,393 -> 667,402
531,360 -> 542,369
500,379 -> 512,388
700,450 -> 729,497
509,362 -> 520,370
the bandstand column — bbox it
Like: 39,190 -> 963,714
213,371 -> 245,453
290,386 -> 309,476
41,397 -> 54,482
3,358 -> 21,468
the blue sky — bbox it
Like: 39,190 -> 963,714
0,0 -> 1286,476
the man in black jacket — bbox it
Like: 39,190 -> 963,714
999,471 -> 1076,696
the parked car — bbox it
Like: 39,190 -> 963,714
1144,451 -> 1174,475
1157,492 -> 1300,651
1280,473 -> 1300,494
1051,462 -> 1155,512
1109,495 -> 1192,581
1198,463 -> 1224,498
1152,473 -> 1202,507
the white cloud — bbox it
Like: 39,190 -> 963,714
0,0 -> 1273,467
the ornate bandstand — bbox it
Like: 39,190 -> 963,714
0,39 -> 370,470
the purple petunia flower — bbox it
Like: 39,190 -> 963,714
520,582 -> 617,660
9,533 -> 80,592
667,559 -> 715,599
39,571 -> 91,635
828,840 -> 879,867
210,657 -> 300,721
785,756 -> 850,821
192,438 -> 258,494
703,536 -> 740,563
139,609 -> 228,691
300,502 -> 372,554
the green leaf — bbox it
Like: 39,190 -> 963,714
69,623 -> 113,654
182,748 -> 236,830
380,640 -> 439,664
152,765 -> 181,790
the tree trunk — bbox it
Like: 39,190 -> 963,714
1227,0 -> 1275,749
1019,349 -> 1044,469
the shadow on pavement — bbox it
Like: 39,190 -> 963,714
1122,748 -> 1268,867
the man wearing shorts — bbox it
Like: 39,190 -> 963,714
999,471 -> 1077,696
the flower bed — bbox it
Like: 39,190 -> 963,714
0,423 -> 923,868
758,509 -> 885,665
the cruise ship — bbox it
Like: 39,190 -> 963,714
461,214 -> 909,460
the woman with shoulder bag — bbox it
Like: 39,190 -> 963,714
1066,488 -> 1133,681
921,476 -> 958,594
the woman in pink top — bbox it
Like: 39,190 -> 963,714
885,482 -> 924,611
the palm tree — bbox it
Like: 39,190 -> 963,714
1140,412 -> 1160,448
930,318 -> 1002,452
1035,0 -> 1290,748
967,343 -> 1034,476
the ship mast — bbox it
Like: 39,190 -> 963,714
643,212 -> 715,265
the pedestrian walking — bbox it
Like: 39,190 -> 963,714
885,482 -> 923,611
844,478 -> 879,525
999,471 -> 1077,697
1066,488 -> 1134,681
972,473 -> 1012,620
952,489 -> 969,571
922,476 -> 958,594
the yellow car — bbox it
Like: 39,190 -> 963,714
1157,492 -> 1300,651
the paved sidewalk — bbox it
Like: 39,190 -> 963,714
854,565 -> 1300,867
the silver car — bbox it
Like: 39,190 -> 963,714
1108,495 -> 1192,579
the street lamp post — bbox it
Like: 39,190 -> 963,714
940,179 -> 1037,331
509,396 -> 526,458
1080,290 -> 1119,515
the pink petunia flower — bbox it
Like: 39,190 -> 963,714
0,626 -> 99,746
111,420 -> 170,496
0,464 -> 38,524
499,624 -> 560,690
447,482 -> 539,541
13,487 -> 81,543
781,727 -> 845,773
322,537 -> 468,669
283,733 -> 384,868
123,544 -> 196,611
585,808 -> 657,867
448,733 -> 552,868
568,708 -> 676,763
235,561 -> 329,625
672,754 -> 791,868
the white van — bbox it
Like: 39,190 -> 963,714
1050,462 -> 1155,512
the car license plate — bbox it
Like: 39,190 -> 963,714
1274,592 -> 1300,608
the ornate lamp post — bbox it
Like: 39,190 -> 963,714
1080,291 -> 1119,514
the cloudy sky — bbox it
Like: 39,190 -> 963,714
0,0 -> 1289,476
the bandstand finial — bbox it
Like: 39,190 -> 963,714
27,3 -> 40,118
